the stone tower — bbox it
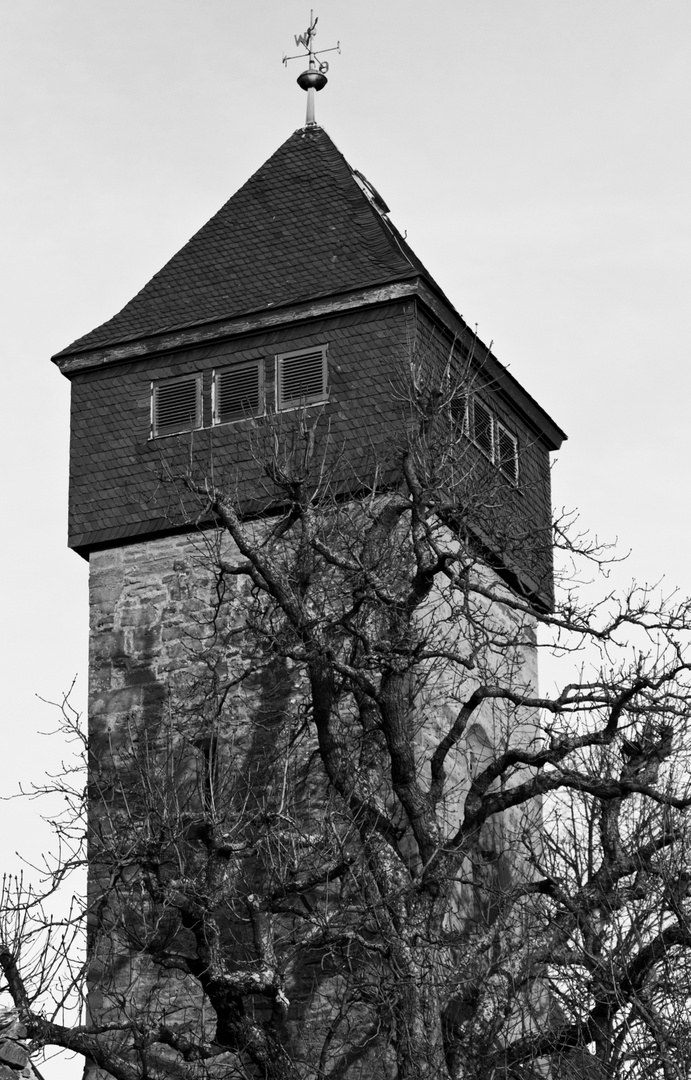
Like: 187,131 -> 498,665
53,122 -> 566,1077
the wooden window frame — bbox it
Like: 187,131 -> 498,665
495,420 -> 519,486
450,393 -> 469,436
275,345 -> 328,412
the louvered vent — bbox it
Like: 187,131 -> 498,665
450,394 -> 468,434
472,398 -> 494,460
215,363 -> 262,424
496,423 -> 518,485
152,376 -> 200,437
277,347 -> 327,410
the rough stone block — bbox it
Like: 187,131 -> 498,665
90,549 -> 124,572
0,1042 -> 29,1068
129,625 -> 162,656
125,665 -> 159,686
0,1017 -> 25,1040
90,687 -> 143,717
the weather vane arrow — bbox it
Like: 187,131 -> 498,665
283,11 -> 340,126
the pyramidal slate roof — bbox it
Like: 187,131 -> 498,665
57,125 -> 429,358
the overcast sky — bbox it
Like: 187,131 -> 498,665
1,1 -> 689,1069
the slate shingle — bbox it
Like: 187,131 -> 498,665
56,126 -> 424,358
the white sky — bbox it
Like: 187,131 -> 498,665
0,1 -> 690,1071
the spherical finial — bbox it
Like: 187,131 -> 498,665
297,68 -> 328,92
283,12 -> 340,126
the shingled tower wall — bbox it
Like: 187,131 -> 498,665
54,124 -> 566,1076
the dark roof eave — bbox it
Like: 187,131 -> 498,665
52,265 -> 420,364
51,276 -> 422,375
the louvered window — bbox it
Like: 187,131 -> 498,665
276,346 -> 328,410
496,422 -> 519,485
152,375 -> 201,437
213,362 -> 263,424
450,394 -> 468,434
472,398 -> 494,460
457,394 -> 520,485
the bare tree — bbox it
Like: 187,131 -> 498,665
2,363 -> 691,1080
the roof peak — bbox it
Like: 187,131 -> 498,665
55,125 -> 421,359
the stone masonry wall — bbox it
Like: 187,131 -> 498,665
89,526 -> 539,858
87,527 -> 543,1073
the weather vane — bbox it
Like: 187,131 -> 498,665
283,11 -> 340,127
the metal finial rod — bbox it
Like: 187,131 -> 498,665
283,11 -> 340,127
306,86 -> 316,126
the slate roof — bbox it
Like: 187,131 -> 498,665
56,126 -> 426,358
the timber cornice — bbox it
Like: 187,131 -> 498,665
51,279 -> 420,375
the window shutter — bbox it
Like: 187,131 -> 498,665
214,363 -> 262,424
472,398 -> 494,460
153,376 -> 200,437
496,423 -> 518,484
277,347 -> 327,410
